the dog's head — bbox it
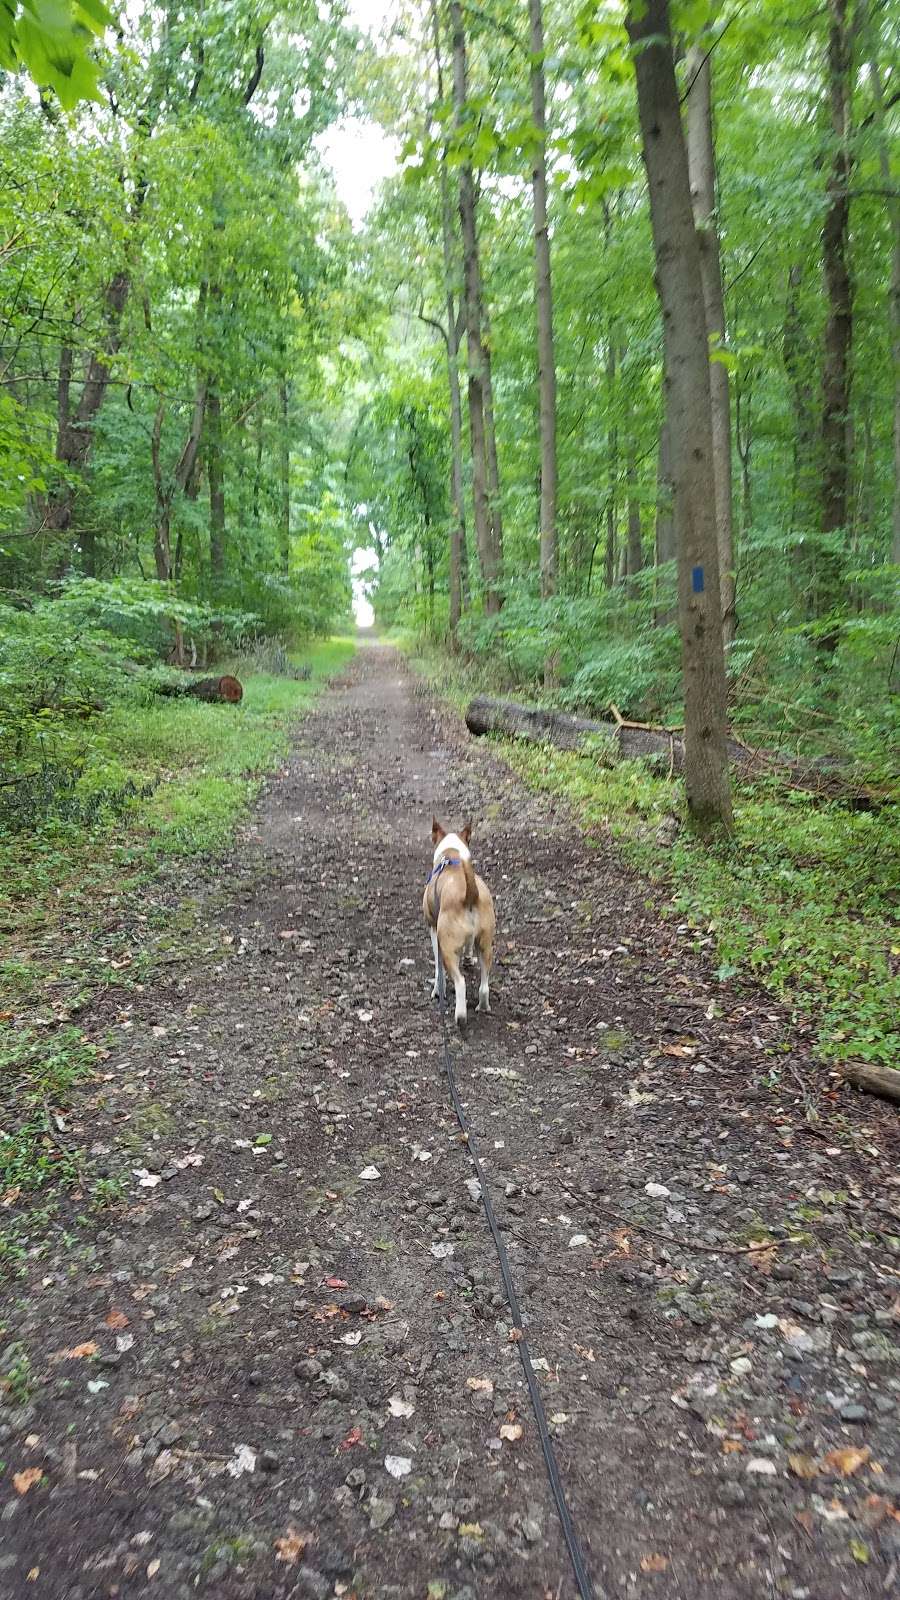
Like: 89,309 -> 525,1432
431,815 -> 472,862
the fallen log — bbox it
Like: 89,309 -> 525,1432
838,1062 -> 900,1105
155,674 -> 243,704
464,694 -> 878,808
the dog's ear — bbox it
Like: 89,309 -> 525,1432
431,815 -> 446,843
460,819 -> 473,844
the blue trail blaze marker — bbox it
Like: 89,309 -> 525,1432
692,565 -> 705,593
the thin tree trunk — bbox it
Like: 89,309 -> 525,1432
735,371 -> 753,536
820,0 -> 854,567
279,378 -> 290,576
783,261 -> 817,531
429,0 -> 466,634
253,413 -> 263,529
151,401 -> 172,582
686,48 -> 736,644
150,378 -> 208,584
626,442 -> 643,587
529,0 -> 557,617
41,274 -> 130,536
480,299 -> 504,570
627,0 -> 732,830
867,55 -> 900,564
605,333 -> 617,588
207,387 -> 226,582
450,0 -> 501,612
655,413 -> 676,625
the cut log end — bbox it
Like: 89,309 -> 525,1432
155,674 -> 243,704
192,674 -> 242,703
838,1062 -> 900,1105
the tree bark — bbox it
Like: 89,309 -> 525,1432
627,0 -> 732,830
41,273 -> 131,536
783,261 -> 817,538
838,1061 -> 900,1103
529,0 -> 557,611
820,0 -> 854,561
655,413 -> 676,624
686,48 -> 736,644
151,378 -> 208,583
626,441 -> 643,587
155,674 -> 243,703
480,298 -> 504,572
734,364 -> 753,535
465,695 -> 878,806
207,387 -> 226,582
605,330 -> 617,588
867,55 -> 900,564
279,378 -> 291,576
450,0 -> 502,614
429,0 -> 466,635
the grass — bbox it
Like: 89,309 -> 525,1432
406,638 -> 900,1077
0,636 -> 354,1249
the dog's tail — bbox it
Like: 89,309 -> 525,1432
462,857 -> 478,909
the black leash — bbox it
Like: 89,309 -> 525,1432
433,962 -> 597,1600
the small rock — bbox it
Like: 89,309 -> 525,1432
717,1482 -> 746,1507
368,1496 -> 396,1531
839,1403 -> 869,1423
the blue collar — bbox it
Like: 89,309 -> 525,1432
426,856 -> 462,885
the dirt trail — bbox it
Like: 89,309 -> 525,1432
2,643 -> 898,1600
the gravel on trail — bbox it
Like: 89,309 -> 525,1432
1,642 -> 898,1600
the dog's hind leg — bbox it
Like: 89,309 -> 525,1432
440,936 -> 468,1027
476,931 -> 493,1014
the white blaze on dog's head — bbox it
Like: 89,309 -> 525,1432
431,815 -> 472,863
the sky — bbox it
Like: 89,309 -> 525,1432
317,0 -> 399,229
316,0 -> 398,625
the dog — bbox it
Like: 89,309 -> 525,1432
423,816 -> 495,1027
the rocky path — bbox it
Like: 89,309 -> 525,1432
2,643 -> 898,1600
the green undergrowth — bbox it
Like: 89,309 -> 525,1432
406,640 -> 899,1077
0,637 -> 353,1254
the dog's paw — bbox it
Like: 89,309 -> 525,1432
431,985 -> 440,1000
455,1011 -> 468,1029
477,997 -> 491,1014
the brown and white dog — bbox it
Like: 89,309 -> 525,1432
423,816 -> 495,1027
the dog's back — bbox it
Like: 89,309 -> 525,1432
426,818 -> 495,1025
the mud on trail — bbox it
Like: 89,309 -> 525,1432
2,643 -> 898,1600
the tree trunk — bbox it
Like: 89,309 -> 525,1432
626,442 -> 643,588
429,0 -> 466,634
529,0 -> 557,614
783,261 -> 817,538
207,387 -> 226,582
41,273 -> 131,537
686,48 -> 736,644
156,674 -> 243,703
480,299 -> 504,573
820,0 -> 854,568
734,365 -> 753,535
626,0 -> 732,830
253,413 -> 263,530
279,378 -> 290,575
450,0 -> 501,614
605,332 -> 617,588
655,413 -> 676,624
867,56 -> 900,564
150,378 -> 208,584
465,695 -> 878,806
